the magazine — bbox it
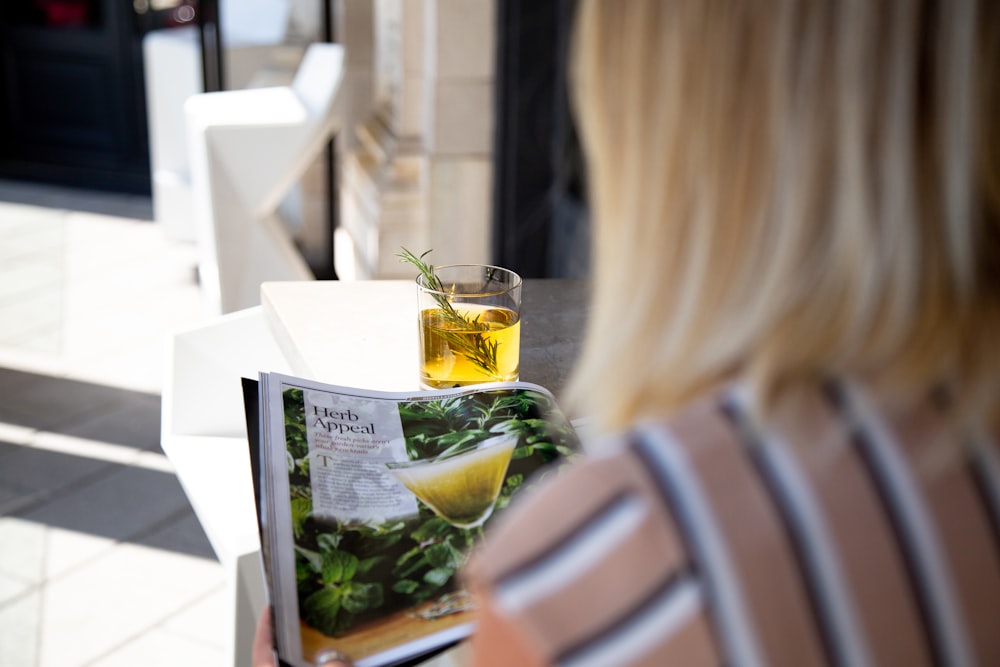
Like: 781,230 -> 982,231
248,372 -> 581,667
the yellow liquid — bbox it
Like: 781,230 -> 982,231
388,438 -> 517,528
420,305 -> 520,388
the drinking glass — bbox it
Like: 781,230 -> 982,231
415,264 -> 521,389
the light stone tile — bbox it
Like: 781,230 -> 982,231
49,393 -> 162,453
399,74 -> 426,139
433,0 -> 495,80
0,291 -> 63,344
63,248 -> 197,313
138,510 -> 217,563
341,0 -> 376,66
401,0 -> 425,75
61,286 -> 204,371
42,527 -> 120,584
0,202 -> 65,229
0,422 -> 35,446
428,158 -> 493,264
0,343 -> 66,378
0,587 -> 40,667
80,275 -> 203,335
0,368 -> 126,429
35,542 -> 224,667
0,570 -> 34,606
65,346 -> 168,396
2,326 -> 62,357
60,317 -> 140,363
431,81 -> 493,156
0,489 -> 50,516
0,484 -> 26,513
62,290 -> 202,390
0,214 -> 62,241
0,516 -> 48,584
0,262 -> 62,303
0,442 -> 115,499
63,220 -> 166,285
0,516 -> 116,586
64,251 -> 164,293
11,229 -> 65,256
17,466 -> 192,578
338,73 -> 377,152
88,626 -> 226,667
159,585 -> 227,650
64,211 -> 159,245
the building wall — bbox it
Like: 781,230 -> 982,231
335,0 -> 497,280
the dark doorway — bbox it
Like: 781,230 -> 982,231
0,0 -> 151,194
492,0 -> 589,279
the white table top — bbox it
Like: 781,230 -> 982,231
260,280 -> 420,391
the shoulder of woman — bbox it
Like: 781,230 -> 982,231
467,440 -> 632,577
465,424 -> 692,592
463,424 -> 709,665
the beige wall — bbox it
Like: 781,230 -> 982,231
335,0 -> 497,280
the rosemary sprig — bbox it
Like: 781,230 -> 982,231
397,248 -> 502,379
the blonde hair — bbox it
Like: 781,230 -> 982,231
564,0 -> 1000,430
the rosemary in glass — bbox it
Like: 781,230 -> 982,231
397,248 -> 503,380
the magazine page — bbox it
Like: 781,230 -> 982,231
259,373 -> 580,667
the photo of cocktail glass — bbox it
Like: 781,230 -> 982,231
385,435 -> 518,529
414,264 -> 522,389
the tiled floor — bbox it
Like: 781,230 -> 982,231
0,179 -> 228,666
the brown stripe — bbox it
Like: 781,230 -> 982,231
470,451 -> 689,663
631,611 -> 721,667
785,386 -> 934,667
554,569 -> 697,665
827,381 -> 949,665
668,396 -> 828,666
473,451 -> 682,581
884,406 -> 1000,666
721,394 -> 841,666
510,491 -> 682,659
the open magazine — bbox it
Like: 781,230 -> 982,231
247,372 -> 581,667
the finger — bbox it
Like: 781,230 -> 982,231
315,648 -> 354,667
252,607 -> 276,667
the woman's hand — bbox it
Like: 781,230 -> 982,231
252,607 -> 278,667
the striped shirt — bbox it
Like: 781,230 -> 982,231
465,382 -> 1000,666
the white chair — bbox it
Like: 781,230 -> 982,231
143,0 -> 313,242
185,43 -> 345,314
161,307 -> 293,667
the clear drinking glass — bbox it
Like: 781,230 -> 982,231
415,264 -> 522,389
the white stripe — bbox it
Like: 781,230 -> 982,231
494,495 -> 649,613
562,577 -> 703,667
639,425 -> 766,667
843,382 -> 975,667
728,388 -> 873,667
969,433 -> 1000,535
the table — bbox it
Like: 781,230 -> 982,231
261,279 -> 587,394
161,279 -> 588,667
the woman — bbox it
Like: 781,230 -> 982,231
257,1 -> 1000,664
466,1 -> 1000,665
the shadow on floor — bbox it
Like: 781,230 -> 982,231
0,178 -> 153,220
0,367 -> 217,561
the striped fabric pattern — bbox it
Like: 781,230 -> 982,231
467,382 -> 1000,666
